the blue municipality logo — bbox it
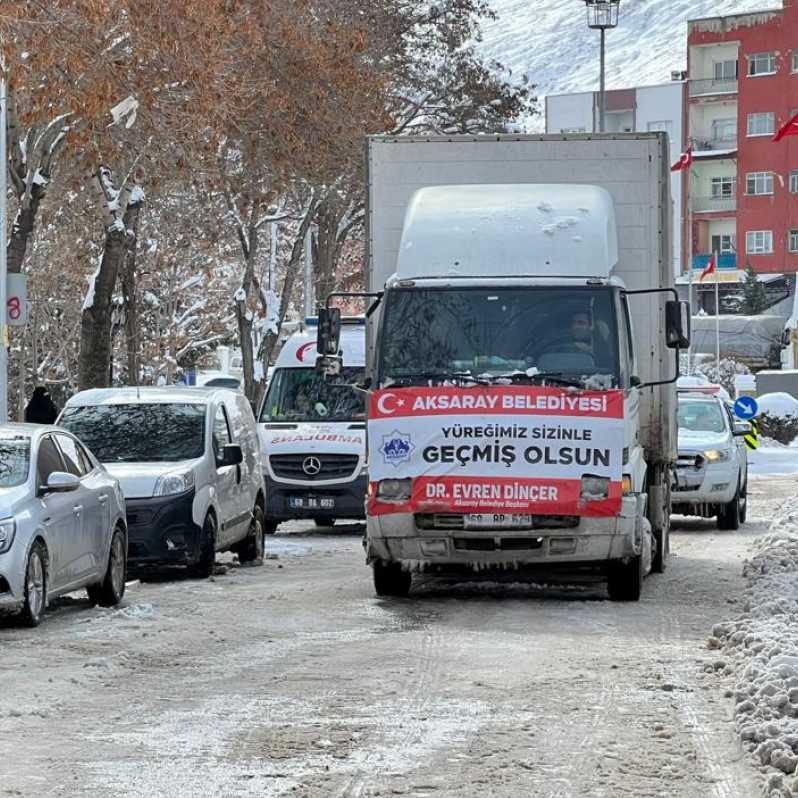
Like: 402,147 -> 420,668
379,430 -> 415,467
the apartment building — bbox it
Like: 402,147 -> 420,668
686,0 -> 798,279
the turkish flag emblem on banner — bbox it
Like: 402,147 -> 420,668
773,111 -> 798,142
700,254 -> 716,281
671,147 -> 693,172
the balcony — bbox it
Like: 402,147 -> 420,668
689,78 -> 738,97
692,253 -> 737,270
689,135 -> 737,154
692,193 -> 736,213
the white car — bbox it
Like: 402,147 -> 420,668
0,424 -> 127,627
672,393 -> 749,529
59,388 -> 266,576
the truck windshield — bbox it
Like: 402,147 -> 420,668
260,367 -> 365,422
379,287 -> 620,386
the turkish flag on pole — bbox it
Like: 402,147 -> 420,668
773,110 -> 798,142
671,147 -> 693,171
700,253 -> 716,281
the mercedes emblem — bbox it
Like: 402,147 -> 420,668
302,456 -> 322,476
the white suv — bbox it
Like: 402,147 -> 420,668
59,387 -> 266,576
672,393 -> 749,529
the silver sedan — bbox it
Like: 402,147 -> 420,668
0,424 -> 128,627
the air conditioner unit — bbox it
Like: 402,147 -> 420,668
671,70 -> 687,81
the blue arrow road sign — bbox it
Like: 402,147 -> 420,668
733,396 -> 759,420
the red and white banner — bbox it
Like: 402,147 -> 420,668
368,386 -> 625,518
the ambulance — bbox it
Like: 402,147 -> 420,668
258,318 -> 367,531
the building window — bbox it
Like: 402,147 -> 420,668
748,52 -> 777,76
746,230 -> 774,254
747,112 -> 775,136
711,234 -> 736,254
790,231 -> 798,252
713,59 -> 738,80
746,172 -> 774,195
791,170 -> 798,193
793,52 -> 798,73
711,176 -> 735,198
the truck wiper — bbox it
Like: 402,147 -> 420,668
491,371 -> 585,389
385,371 -> 480,386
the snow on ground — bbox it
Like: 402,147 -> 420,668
479,0 -> 771,130
749,444 -> 798,476
759,393 -> 798,419
710,495 -> 798,797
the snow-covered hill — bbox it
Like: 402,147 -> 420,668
479,0 -> 776,129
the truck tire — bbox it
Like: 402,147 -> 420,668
373,561 -> 412,598
607,555 -> 642,602
717,485 -> 741,531
649,469 -> 670,574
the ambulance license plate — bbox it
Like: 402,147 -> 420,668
289,496 -> 335,510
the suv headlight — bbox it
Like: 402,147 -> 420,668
376,478 -> 412,502
0,519 -> 16,554
153,469 -> 195,497
703,449 -> 731,463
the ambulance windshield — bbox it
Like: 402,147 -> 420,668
260,367 -> 365,422
379,287 -> 620,386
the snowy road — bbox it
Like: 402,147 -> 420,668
2,476 -> 796,798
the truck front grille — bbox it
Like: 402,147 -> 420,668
269,453 -> 359,481
453,537 -> 546,552
416,514 -> 579,531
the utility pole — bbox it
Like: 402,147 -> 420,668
0,67 -> 8,422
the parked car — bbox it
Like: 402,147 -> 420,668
672,392 -> 749,529
0,424 -> 127,627
59,387 -> 266,576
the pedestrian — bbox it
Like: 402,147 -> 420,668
24,386 -> 58,425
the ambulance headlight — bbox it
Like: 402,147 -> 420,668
377,478 -> 412,502
580,475 -> 609,500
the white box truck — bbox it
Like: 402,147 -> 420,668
318,134 -> 688,600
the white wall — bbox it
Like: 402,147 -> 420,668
689,42 -> 740,80
545,92 -> 593,134
635,83 -> 685,278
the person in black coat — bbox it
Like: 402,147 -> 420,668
24,386 -> 58,425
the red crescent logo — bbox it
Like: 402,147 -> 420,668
296,342 -> 317,362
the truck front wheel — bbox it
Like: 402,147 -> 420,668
373,561 -> 412,598
607,555 -> 643,602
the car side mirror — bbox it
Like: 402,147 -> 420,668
317,307 -> 341,356
733,422 -> 752,437
666,300 -> 691,349
218,443 -> 243,467
41,471 -> 81,495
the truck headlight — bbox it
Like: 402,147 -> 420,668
580,475 -> 609,500
153,469 -> 195,497
703,449 -> 731,463
376,478 -> 412,502
0,518 -> 16,554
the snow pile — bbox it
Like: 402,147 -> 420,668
759,393 -> 798,420
710,496 -> 798,796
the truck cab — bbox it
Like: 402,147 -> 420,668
258,318 -> 367,530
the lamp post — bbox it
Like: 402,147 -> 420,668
582,0 -> 621,133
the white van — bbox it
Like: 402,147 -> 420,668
59,387 -> 266,576
258,318 -> 367,530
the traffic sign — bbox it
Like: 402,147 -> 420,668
733,396 -> 758,420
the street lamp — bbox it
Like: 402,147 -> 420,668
582,0 -> 621,134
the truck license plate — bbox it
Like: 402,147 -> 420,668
464,513 -> 535,530
289,496 -> 335,510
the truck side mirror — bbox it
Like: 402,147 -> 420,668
317,307 -> 341,356
665,300 -> 691,349
316,354 -> 343,378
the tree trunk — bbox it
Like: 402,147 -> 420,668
7,204 -> 40,275
313,198 -> 340,304
122,207 -> 143,385
236,200 -> 261,404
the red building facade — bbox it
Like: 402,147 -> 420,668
686,0 -> 798,276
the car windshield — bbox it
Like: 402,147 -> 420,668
378,287 -> 620,385
60,403 -> 206,462
0,436 -> 30,487
678,400 -> 728,434
260,367 -> 365,423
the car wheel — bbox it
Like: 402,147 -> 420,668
191,513 -> 217,578
313,517 -> 335,528
373,561 -> 412,598
739,479 -> 748,524
607,555 -> 643,602
717,484 -> 741,531
19,542 -> 47,627
237,505 -> 265,565
87,526 -> 127,607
